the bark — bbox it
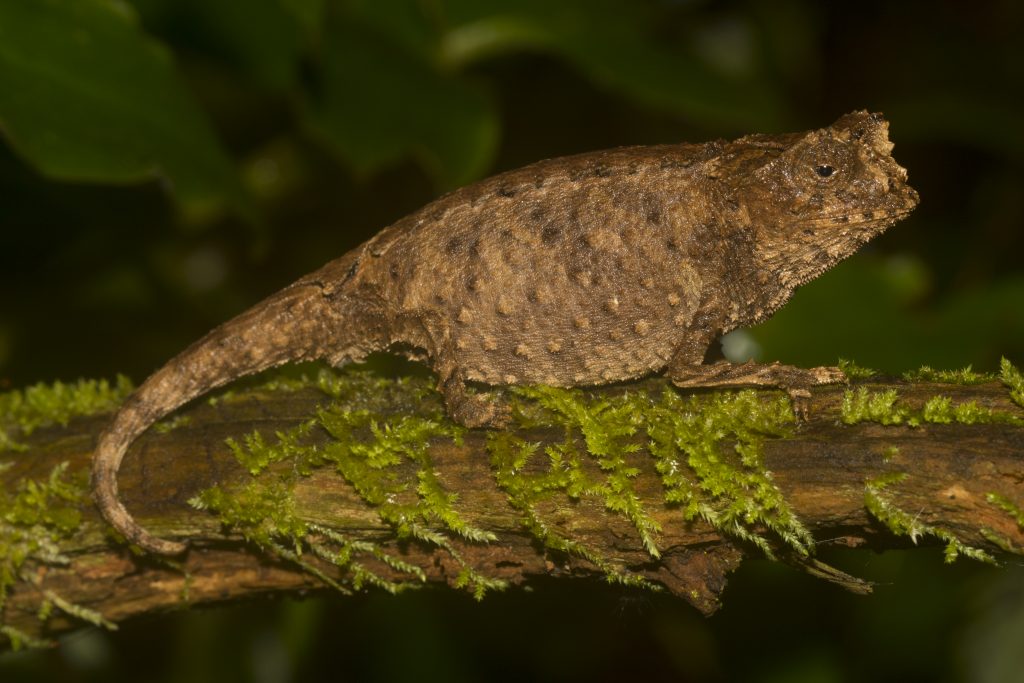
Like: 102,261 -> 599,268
2,375 -> 1023,645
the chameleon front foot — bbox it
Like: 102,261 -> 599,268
667,361 -> 846,417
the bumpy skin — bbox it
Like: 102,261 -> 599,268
92,111 -> 919,554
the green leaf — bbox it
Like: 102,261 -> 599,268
749,254 -> 1024,373
0,0 -> 250,218
133,0 -> 310,89
303,16 -> 499,189
276,0 -> 325,40
341,0 -> 438,61
438,0 -> 786,130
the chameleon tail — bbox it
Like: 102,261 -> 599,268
92,257 -> 374,554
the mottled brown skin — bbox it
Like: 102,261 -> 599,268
92,111 -> 919,554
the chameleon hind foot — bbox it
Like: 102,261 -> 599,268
441,374 -> 511,428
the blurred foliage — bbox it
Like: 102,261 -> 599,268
0,0 -> 250,219
1,0 -> 1023,680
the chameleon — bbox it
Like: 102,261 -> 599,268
92,110 -> 918,555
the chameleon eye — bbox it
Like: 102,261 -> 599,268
794,137 -> 853,187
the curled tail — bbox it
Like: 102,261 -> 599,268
92,256 -> 380,554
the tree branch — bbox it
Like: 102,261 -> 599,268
2,367 -> 1023,647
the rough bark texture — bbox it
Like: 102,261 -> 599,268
2,374 -> 1023,645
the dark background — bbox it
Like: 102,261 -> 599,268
1,1 -> 1023,681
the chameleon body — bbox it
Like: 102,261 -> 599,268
92,111 -> 918,554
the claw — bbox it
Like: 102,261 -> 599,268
787,387 -> 812,421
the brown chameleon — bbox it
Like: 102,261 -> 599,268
92,110 -> 918,554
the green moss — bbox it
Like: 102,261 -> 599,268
838,358 -> 879,380
39,590 -> 117,631
980,528 -> 1020,554
825,362 -> 1024,565
982,489 -> 1024,555
195,394 -> 506,600
921,396 -> 1024,426
153,415 -> 192,435
487,432 -> 658,589
841,388 -> 914,426
510,386 -> 663,558
0,376 -> 133,452
881,446 -> 900,463
981,490 -> 1023,556
1,463 -> 85,616
1,461 -> 116,649
864,472 -> 994,564
502,386 -> 812,563
1001,357 -> 1024,408
648,389 -> 813,558
0,624 -> 51,650
192,479 -> 307,549
198,370 -> 817,598
842,386 -> 1023,429
225,419 -> 321,476
317,408 -> 494,544
317,407 -> 504,599
196,361 -> 1024,601
209,365 -> 440,416
191,476 -> 426,597
843,361 -> 1024,429
903,365 -> 994,384
986,492 -> 1024,528
314,367 -> 438,408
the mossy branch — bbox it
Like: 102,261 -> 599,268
2,365 -> 1024,648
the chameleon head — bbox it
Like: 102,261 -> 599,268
739,110 -> 920,289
